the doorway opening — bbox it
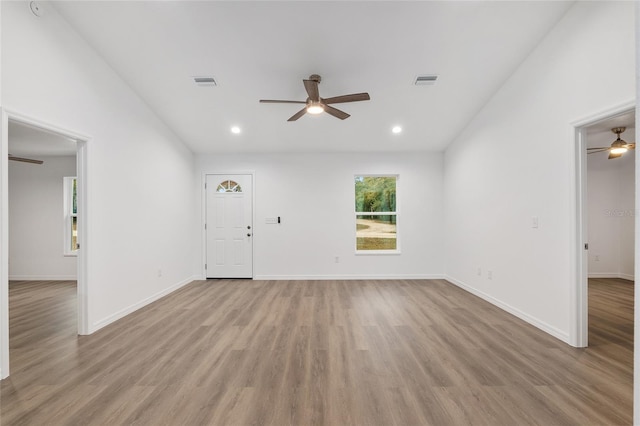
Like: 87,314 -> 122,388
1,110 -> 90,378
573,102 -> 635,348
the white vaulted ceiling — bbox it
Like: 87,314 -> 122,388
52,1 -> 574,154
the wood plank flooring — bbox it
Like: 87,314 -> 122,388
0,277 -> 633,425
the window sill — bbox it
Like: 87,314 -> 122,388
355,250 -> 401,256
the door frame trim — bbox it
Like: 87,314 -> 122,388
201,171 -> 255,279
1,108 -> 92,378
569,99 -> 635,348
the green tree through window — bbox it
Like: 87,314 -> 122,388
355,176 -> 397,251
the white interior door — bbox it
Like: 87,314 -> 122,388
206,174 -> 253,278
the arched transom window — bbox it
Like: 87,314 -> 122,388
217,180 -> 242,193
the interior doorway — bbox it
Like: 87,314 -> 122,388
585,116 -> 635,282
573,102 -> 635,347
1,110 -> 90,378
8,121 -> 78,280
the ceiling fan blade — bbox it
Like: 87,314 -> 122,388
260,100 -> 306,104
587,147 -> 610,151
287,108 -> 307,122
627,143 -> 635,149
303,79 -> 320,102
8,155 -> 43,164
587,150 -> 609,154
608,152 -> 623,160
323,93 -> 370,104
324,105 -> 350,120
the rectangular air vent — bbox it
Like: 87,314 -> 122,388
414,75 -> 438,86
193,76 -> 217,86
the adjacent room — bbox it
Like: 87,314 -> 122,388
0,1 -> 637,424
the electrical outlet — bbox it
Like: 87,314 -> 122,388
594,255 -> 600,262
477,267 -> 482,276
487,270 -> 493,280
158,269 -> 162,277
335,256 -> 340,264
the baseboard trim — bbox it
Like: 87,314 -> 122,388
253,274 -> 445,281
91,276 -> 197,333
8,275 -> 77,281
589,272 -> 635,281
444,275 -> 569,344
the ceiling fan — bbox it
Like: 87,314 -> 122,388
259,74 -> 370,121
8,155 -> 43,165
587,127 -> 635,159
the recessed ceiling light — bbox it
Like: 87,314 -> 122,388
231,126 -> 241,134
392,126 -> 402,134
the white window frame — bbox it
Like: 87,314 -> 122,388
354,174 -> 400,255
63,176 -> 78,256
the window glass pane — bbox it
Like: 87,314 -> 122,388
71,216 -> 78,251
355,176 -> 396,213
217,180 -> 242,193
72,178 -> 77,215
356,214 -> 397,250
63,176 -> 78,255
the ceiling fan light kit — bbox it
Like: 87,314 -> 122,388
609,127 -> 629,154
306,102 -> 324,115
587,127 -> 635,159
260,74 -> 370,121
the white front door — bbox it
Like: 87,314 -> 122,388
205,174 -> 253,278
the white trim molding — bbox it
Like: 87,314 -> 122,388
1,109 -> 9,379
91,276 -> 197,333
201,171 -> 256,280
444,275 -> 570,344
620,273 -> 635,282
8,275 -> 78,281
1,109 -> 93,378
588,272 -> 635,281
570,100 -> 636,348
253,274 -> 445,281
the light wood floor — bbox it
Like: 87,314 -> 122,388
0,277 -> 633,425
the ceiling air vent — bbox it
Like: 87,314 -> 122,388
193,76 -> 217,87
414,75 -> 438,86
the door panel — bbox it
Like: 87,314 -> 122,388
206,174 -> 253,278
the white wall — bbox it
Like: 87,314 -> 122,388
587,127 -> 635,281
1,1 -> 197,334
443,1 -> 635,344
0,1 -> 6,380
196,152 -> 444,279
8,156 -> 77,280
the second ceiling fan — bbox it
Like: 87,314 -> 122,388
587,127 -> 635,159
260,74 -> 370,121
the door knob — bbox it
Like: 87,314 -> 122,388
247,225 -> 251,229
247,233 -> 252,237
